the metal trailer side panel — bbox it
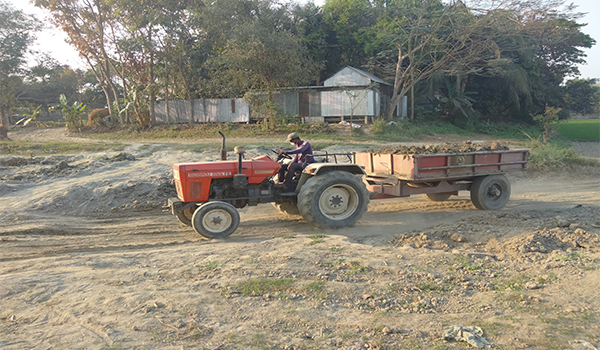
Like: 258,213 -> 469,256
354,150 -> 528,181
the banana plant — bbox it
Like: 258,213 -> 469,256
52,94 -> 86,130
21,105 -> 43,127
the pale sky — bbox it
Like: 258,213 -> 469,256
7,0 -> 600,80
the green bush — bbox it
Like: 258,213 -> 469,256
351,126 -> 365,137
527,140 -> 599,170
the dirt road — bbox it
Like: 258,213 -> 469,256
1,128 -> 599,350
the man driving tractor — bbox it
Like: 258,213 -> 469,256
275,132 -> 314,189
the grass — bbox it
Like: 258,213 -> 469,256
554,119 -> 600,141
234,277 -> 294,296
85,122 -> 339,142
29,117 -> 546,147
0,140 -> 125,156
453,254 -> 492,272
493,274 -> 531,291
370,117 -> 543,141
308,234 -> 326,245
527,140 -> 599,170
203,261 -> 219,270
555,251 -> 586,261
4,119 -> 595,174
304,280 -> 325,293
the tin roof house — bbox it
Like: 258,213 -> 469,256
268,66 -> 407,124
153,66 -> 407,124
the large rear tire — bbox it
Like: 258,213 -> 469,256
470,175 -> 511,210
298,171 -> 369,229
192,202 -> 240,239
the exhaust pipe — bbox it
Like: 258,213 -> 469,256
218,131 -> 227,160
233,146 -> 248,189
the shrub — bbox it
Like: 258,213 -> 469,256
527,140 -> 599,170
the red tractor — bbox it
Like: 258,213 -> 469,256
168,133 -> 528,239
167,134 -> 370,239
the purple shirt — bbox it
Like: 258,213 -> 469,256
286,141 -> 314,164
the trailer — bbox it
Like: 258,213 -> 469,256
352,149 -> 528,210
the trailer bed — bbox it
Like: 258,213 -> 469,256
353,149 -> 528,181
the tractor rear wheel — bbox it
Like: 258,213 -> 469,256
298,171 -> 369,229
176,206 -> 197,226
192,202 -> 240,239
470,175 -> 511,210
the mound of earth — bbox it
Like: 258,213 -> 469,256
369,141 -> 509,155
389,206 -> 600,259
0,152 -> 174,217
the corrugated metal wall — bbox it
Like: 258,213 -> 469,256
320,89 -> 378,117
155,98 -> 250,123
274,92 -> 299,116
152,90 -> 405,123
273,91 -> 321,117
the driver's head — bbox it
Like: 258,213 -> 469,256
287,132 -> 301,144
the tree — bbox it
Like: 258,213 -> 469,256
203,0 -> 316,95
564,78 -> 600,115
371,0 -> 472,120
19,56 -> 83,118
0,1 -> 38,138
321,0 -> 376,76
35,0 -> 122,123
533,105 -> 561,144
201,0 -> 317,126
292,2 -> 330,84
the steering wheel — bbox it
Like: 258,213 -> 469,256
272,149 -> 292,160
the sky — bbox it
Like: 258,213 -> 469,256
6,0 -> 600,80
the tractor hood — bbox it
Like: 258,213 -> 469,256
172,155 -> 278,202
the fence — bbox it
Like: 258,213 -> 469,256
154,98 -> 250,124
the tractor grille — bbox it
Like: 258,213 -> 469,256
175,180 -> 183,199
190,182 -> 202,200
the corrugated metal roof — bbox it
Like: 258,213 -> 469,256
341,66 -> 391,86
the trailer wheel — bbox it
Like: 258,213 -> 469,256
470,175 -> 511,210
176,206 -> 197,226
298,171 -> 369,229
426,193 -> 452,201
272,202 -> 300,216
192,202 -> 240,239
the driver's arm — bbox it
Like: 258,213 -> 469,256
285,142 -> 310,155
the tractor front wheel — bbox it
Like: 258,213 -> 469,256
192,202 -> 240,239
298,171 -> 369,229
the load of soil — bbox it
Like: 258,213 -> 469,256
369,141 -> 509,155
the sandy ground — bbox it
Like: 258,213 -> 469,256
1,128 -> 599,350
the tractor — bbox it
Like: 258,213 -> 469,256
167,133 -> 370,239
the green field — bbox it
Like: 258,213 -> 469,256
555,119 -> 600,141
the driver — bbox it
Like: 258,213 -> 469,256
275,132 -> 314,189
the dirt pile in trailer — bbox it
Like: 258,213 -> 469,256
369,141 -> 509,155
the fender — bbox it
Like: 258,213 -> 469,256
295,163 -> 366,193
